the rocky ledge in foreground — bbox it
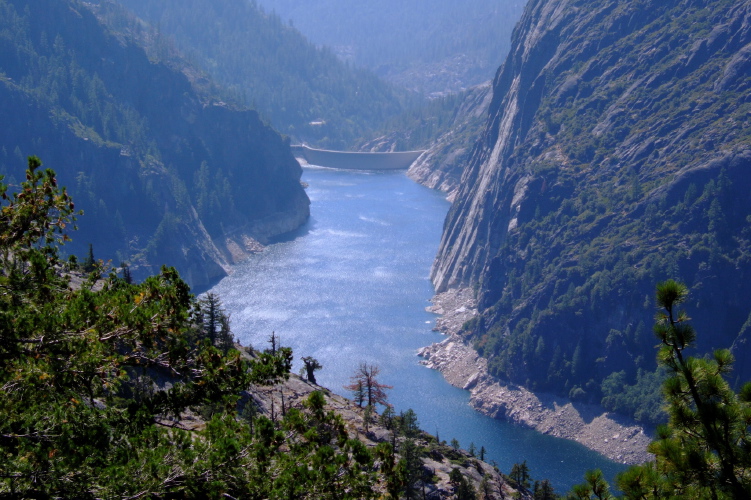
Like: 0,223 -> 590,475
418,289 -> 653,465
243,373 -> 526,499
178,346 -> 531,499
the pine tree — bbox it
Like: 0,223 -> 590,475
82,242 -> 96,272
573,280 -> 751,498
199,292 -> 222,344
197,292 -> 234,352
399,408 -> 420,438
570,469 -> 613,499
380,406 -> 395,430
301,355 -> 322,384
479,474 -> 494,500
349,379 -> 366,408
375,442 -> 403,499
533,479 -> 556,500
450,466 -> 478,499
615,280 -> 751,498
216,309 -> 234,353
120,261 -> 133,284
510,461 -> 531,490
400,438 -> 423,499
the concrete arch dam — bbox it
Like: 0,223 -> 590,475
292,145 -> 425,171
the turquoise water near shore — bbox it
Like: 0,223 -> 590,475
207,166 -> 628,493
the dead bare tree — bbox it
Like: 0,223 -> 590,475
344,362 -> 392,409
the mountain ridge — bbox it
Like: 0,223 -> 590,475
112,0 -> 413,149
256,0 -> 525,96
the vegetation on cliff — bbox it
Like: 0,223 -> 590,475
0,158 -> 313,496
359,86 -> 490,152
433,0 -> 751,425
0,0 -> 309,289
358,84 -> 493,201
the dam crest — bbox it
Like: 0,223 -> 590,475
292,144 -> 425,170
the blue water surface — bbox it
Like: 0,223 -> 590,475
208,167 -> 627,493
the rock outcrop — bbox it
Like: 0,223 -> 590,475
172,346 -> 532,499
246,373 -> 525,499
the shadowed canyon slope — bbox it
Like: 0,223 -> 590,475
432,0 -> 751,421
0,0 -> 309,290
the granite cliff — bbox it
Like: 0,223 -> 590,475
429,0 -> 751,427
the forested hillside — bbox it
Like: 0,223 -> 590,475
0,0 -> 309,290
111,0 -> 412,149
257,0 -> 525,96
432,0 -> 751,425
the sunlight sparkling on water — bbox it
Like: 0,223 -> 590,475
208,167 -> 627,492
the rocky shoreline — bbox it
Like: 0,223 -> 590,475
418,289 -> 653,465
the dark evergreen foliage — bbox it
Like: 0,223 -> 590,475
570,281 -> 751,498
534,479 -> 557,500
196,292 -> 234,353
301,355 -> 322,385
399,438 -> 423,499
81,243 -> 95,272
399,408 -> 420,439
451,467 -> 478,500
510,461 -> 531,490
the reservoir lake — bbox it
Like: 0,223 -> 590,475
207,166 -> 627,492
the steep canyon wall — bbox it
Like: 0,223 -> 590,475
431,0 -> 751,421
